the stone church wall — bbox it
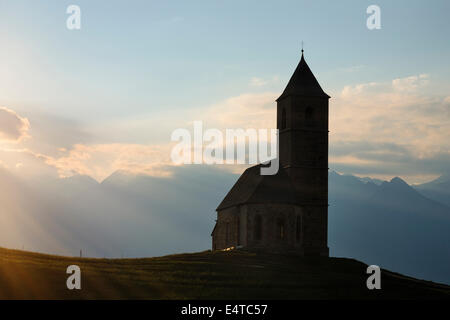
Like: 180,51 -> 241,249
213,203 -> 328,256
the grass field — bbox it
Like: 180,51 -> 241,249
0,247 -> 448,299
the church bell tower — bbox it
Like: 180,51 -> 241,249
276,50 -> 329,255
212,49 -> 329,256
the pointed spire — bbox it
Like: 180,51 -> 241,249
277,51 -> 329,101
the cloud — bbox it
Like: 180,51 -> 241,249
0,107 -> 30,142
2,74 -> 448,184
44,143 -> 175,182
6,92 -> 279,182
444,96 -> 450,104
330,74 -> 450,182
0,143 -> 175,182
22,111 -> 92,156
250,77 -> 268,87
249,76 -> 280,87
202,92 -> 277,129
0,147 -> 58,178
196,76 -> 448,183
392,74 -> 429,92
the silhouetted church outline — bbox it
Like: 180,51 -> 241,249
211,50 -> 329,256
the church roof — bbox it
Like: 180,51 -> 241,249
216,163 -> 302,211
277,52 -> 330,101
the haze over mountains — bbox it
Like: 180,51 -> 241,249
413,173 -> 450,208
328,171 -> 450,285
0,166 -> 449,284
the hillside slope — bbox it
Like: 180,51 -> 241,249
0,247 -> 448,299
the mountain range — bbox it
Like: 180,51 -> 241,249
0,166 -> 449,284
329,171 -> 450,285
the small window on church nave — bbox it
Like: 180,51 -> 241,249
296,215 -> 301,242
254,214 -> 262,240
276,218 -> 285,240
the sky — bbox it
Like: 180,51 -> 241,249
0,0 -> 449,184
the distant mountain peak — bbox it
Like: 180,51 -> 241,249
329,170 -> 341,177
435,173 -> 450,183
390,177 -> 408,186
101,170 -> 138,186
377,177 -> 417,196
60,174 -> 99,185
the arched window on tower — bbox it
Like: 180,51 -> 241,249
281,108 -> 286,129
305,107 -> 313,121
254,214 -> 262,241
296,215 -> 301,242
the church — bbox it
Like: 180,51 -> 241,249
211,50 -> 329,256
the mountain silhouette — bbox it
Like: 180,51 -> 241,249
0,167 -> 449,284
414,174 -> 450,207
329,172 -> 450,284
367,177 -> 449,218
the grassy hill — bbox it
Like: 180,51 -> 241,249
0,247 -> 448,299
